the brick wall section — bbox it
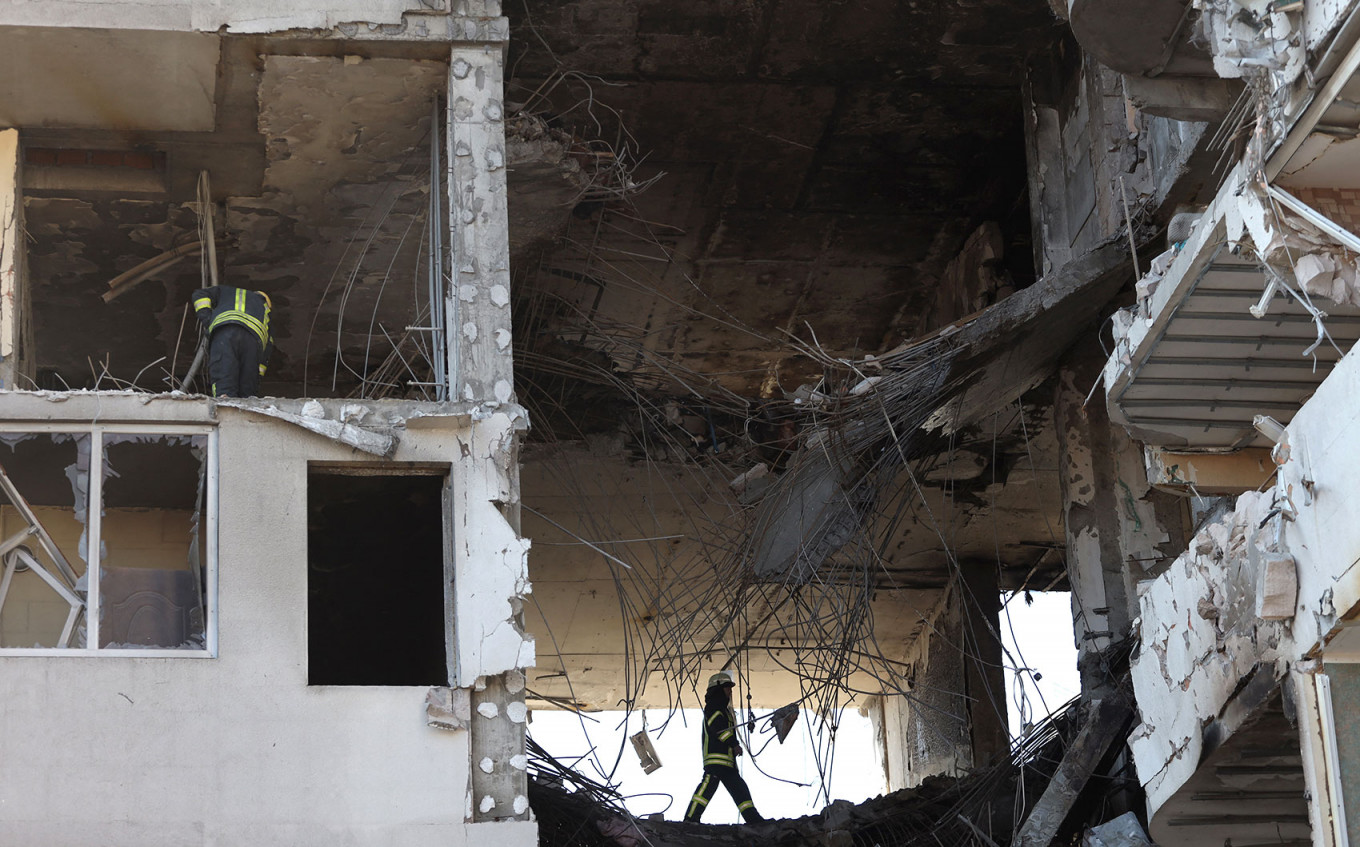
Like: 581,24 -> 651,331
1292,187 -> 1360,236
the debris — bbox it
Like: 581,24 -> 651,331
729,463 -> 771,504
101,241 -> 203,303
629,730 -> 662,774
770,704 -> 799,744
216,400 -> 396,457
1257,554 -> 1298,620
1012,683 -> 1134,847
425,686 -> 471,731
1082,812 -> 1154,847
532,699 -> 1085,846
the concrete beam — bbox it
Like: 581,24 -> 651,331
1145,447 -> 1276,496
1122,74 -> 1245,124
0,129 -> 30,390
0,2 -> 459,37
442,10 -> 530,828
1067,0 -> 1214,77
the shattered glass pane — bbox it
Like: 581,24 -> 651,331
97,434 -> 208,650
0,434 -> 90,649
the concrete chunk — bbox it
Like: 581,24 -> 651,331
1258,554 -> 1298,620
425,686 -> 471,731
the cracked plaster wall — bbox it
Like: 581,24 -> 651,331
1128,490 -> 1287,815
1130,336 -> 1360,821
452,407 -> 533,686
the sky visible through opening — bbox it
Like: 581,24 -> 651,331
530,590 -> 1078,823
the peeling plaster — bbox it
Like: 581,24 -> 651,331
216,399 -> 396,457
426,686 -> 472,730
1129,490 -> 1290,815
453,411 -> 534,685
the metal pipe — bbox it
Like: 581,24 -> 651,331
430,98 -> 449,402
1265,183 -> 1360,255
179,336 -> 207,393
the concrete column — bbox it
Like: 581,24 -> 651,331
1055,337 -> 1184,697
876,576 -> 1006,790
448,4 -> 530,823
447,4 -> 513,405
882,596 -> 968,790
0,129 -> 30,389
959,560 -> 1008,768
469,671 -> 530,822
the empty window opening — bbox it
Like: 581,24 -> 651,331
0,428 -> 214,653
1000,590 -> 1079,740
308,469 -> 448,686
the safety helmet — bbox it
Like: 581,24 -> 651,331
706,671 -> 735,690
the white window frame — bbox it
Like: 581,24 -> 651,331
0,421 -> 218,658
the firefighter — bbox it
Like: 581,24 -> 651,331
683,671 -> 767,824
191,285 -> 274,398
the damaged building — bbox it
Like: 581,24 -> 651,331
1,0 -> 1360,845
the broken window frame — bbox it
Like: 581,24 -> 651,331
0,422 -> 218,658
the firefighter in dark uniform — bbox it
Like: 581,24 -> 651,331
683,671 -> 766,824
191,285 -> 274,398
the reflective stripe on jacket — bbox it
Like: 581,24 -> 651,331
192,285 -> 275,374
701,704 -> 739,769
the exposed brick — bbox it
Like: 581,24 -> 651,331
1295,187 -> 1360,235
25,148 -> 56,166
89,150 -> 123,167
55,149 -> 87,166
123,152 -> 155,170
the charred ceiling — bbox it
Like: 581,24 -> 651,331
504,0 -> 1068,445
16,1 -> 1068,411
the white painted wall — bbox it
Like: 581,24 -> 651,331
0,1 -> 441,35
1127,489 -> 1286,815
0,394 -> 533,846
1303,0 -> 1357,52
